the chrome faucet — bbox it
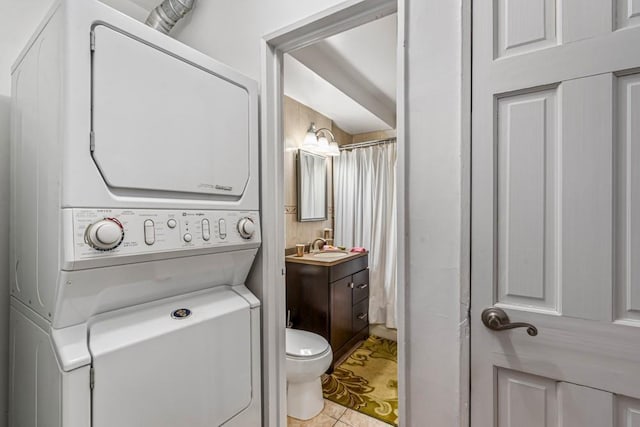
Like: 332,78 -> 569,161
311,238 -> 327,252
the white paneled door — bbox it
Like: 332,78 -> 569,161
472,1 -> 640,425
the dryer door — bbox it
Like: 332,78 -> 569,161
91,25 -> 251,198
89,288 -> 253,427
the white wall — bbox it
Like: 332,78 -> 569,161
0,1 -> 148,425
404,0 -> 468,425
0,0 -> 52,97
169,1 -> 468,426
170,1 -> 345,82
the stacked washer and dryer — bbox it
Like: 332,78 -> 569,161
9,1 -> 262,426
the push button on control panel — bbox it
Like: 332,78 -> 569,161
167,219 -> 177,229
144,219 -> 155,245
183,233 -> 192,243
219,219 -> 227,239
202,219 -> 211,241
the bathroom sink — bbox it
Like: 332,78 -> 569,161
312,251 -> 350,260
286,250 -> 362,265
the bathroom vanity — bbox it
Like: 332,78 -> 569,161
286,252 -> 369,368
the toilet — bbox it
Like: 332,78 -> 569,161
286,328 -> 333,420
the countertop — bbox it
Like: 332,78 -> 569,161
284,251 -> 367,267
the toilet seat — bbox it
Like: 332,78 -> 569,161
286,329 -> 330,358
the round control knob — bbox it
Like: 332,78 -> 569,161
237,217 -> 255,239
85,218 -> 124,251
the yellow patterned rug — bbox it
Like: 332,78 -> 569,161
322,336 -> 398,426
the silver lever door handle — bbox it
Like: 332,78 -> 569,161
481,307 -> 538,336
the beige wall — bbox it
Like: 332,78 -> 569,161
283,98 -> 395,250
284,96 -> 353,250
351,129 -> 397,144
331,123 -> 353,146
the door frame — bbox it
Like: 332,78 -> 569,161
260,0 -> 404,425
259,0 -> 472,425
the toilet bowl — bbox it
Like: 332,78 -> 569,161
286,328 -> 333,420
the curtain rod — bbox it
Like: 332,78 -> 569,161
339,137 -> 397,151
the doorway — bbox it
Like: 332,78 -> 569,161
260,1 -> 405,425
282,13 -> 398,426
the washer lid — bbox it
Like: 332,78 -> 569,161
286,328 -> 330,357
89,288 -> 253,427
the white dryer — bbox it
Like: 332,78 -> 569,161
9,1 -> 262,426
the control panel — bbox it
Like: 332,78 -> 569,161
70,209 -> 260,260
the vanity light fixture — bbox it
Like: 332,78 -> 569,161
302,122 -> 340,156
316,129 -> 341,157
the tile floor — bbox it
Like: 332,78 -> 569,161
287,399 -> 391,427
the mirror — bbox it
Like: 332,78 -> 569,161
297,149 -> 327,221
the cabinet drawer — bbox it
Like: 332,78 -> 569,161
352,269 -> 369,304
352,299 -> 369,332
329,255 -> 368,282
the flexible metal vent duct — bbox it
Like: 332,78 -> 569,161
145,0 -> 195,34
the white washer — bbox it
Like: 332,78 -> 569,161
9,1 -> 262,426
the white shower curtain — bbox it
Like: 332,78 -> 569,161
334,142 -> 397,328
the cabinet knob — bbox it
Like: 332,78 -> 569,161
348,282 -> 354,289
356,283 -> 368,289
357,313 -> 368,320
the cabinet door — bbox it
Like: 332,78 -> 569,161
330,277 -> 353,351
286,263 -> 330,339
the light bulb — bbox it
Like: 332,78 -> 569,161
302,131 -> 318,147
318,136 -> 329,148
327,141 -> 340,156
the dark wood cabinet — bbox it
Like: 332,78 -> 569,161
286,253 -> 369,368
